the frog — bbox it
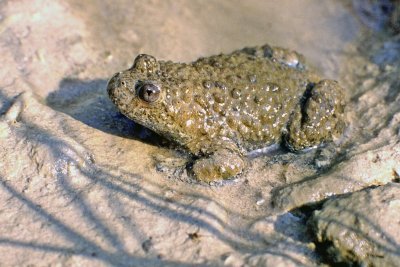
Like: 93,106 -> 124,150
107,44 -> 346,182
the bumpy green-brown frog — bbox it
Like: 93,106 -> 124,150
107,44 -> 345,182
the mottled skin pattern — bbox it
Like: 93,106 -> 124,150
107,44 -> 345,182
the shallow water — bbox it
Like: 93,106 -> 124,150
0,0 -> 399,266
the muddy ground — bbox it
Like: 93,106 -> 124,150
0,0 -> 399,266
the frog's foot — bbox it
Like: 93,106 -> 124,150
284,80 -> 346,152
191,149 -> 246,182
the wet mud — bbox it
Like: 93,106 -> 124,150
0,0 -> 399,266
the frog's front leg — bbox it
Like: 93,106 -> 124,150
191,143 -> 246,182
283,79 -> 346,152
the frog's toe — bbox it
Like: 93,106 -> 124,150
191,149 -> 246,182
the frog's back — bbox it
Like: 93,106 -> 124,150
158,48 -> 314,153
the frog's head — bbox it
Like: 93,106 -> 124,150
107,54 -> 189,142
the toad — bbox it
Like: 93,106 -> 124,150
107,44 -> 345,182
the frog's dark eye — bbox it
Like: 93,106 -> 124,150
138,83 -> 161,103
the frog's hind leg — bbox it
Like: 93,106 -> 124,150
283,80 -> 346,152
190,146 -> 246,182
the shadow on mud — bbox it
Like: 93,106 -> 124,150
46,78 -> 167,147
0,100 -> 310,265
0,143 -> 307,266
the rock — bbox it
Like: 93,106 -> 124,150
308,183 -> 400,266
273,141 -> 400,211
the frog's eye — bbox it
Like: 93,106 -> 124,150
138,82 -> 161,103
